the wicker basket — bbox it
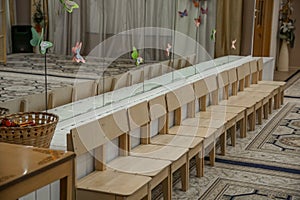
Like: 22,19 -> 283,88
0,112 -> 59,148
0,107 -> 9,116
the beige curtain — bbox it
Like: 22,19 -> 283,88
215,0 -> 243,57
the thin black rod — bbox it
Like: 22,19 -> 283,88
102,0 -> 105,107
171,0 -> 177,82
143,0 -> 146,92
44,52 -> 48,112
194,1 -> 201,75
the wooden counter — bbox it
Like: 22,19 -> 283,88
0,142 -> 75,200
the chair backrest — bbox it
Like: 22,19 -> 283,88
21,92 -> 49,112
48,86 -> 73,109
148,95 -> 168,134
186,54 -> 196,66
217,71 -> 230,100
193,75 -> 218,110
249,60 -> 259,84
166,85 -> 195,124
129,68 -> 144,85
127,101 -> 150,145
149,63 -> 162,79
72,80 -> 97,101
227,68 -> 238,95
70,109 -> 129,170
97,76 -> 114,95
257,57 -> 264,81
112,72 -> 130,90
0,99 -> 23,113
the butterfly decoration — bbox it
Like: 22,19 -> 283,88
131,47 -> 143,66
231,39 -> 237,50
201,6 -> 208,15
192,0 -> 200,8
72,42 -> 86,63
166,43 -> 172,57
30,28 -> 53,54
59,0 -> 79,13
194,16 -> 202,27
210,29 -> 216,41
178,9 -> 188,18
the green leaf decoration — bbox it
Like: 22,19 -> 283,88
30,27 -> 43,47
131,47 -> 139,60
60,0 -> 79,13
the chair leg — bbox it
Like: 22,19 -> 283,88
209,146 -> 215,166
257,107 -> 263,125
263,102 -> 269,119
240,117 -> 246,138
195,154 -> 202,177
220,131 -> 226,156
269,98 -> 272,114
180,159 -> 189,191
162,171 -> 172,200
230,125 -> 236,147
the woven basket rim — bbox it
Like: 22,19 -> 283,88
0,112 -> 59,130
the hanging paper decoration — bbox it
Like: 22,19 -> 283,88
72,42 -> 86,63
210,29 -> 216,41
201,6 -> 208,15
194,16 -> 202,27
131,47 -> 143,66
166,43 -> 172,57
178,9 -> 188,18
30,28 -> 53,54
59,0 -> 79,13
231,39 -> 237,50
192,0 -> 200,8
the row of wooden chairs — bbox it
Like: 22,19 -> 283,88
67,58 -> 285,199
0,55 -> 195,113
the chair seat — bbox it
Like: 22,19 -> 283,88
151,134 -> 203,149
108,156 -> 171,177
168,125 -> 219,148
248,84 -> 279,92
195,111 -> 237,122
181,117 -> 225,130
206,105 -> 246,114
258,80 -> 286,86
77,170 -> 151,197
218,97 -> 257,108
130,144 -> 188,162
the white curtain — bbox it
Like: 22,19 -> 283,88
48,0 -> 217,61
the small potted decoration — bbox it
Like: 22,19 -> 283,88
278,0 -> 296,71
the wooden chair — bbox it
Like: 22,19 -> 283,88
0,99 -> 24,114
97,76 -> 114,95
254,58 -> 284,108
129,68 -> 144,85
218,67 -> 261,131
112,73 -> 131,90
48,86 -> 73,109
165,84 -> 223,168
127,101 -> 190,192
149,63 -> 163,79
72,80 -> 97,102
244,61 -> 279,118
20,92 -> 49,112
69,109 -> 171,199
148,95 -> 204,178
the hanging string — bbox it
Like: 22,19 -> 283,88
194,0 -> 201,75
171,0 -> 178,82
142,0 -> 146,92
102,0 -> 106,106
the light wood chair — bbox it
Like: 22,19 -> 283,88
148,95 -> 205,178
20,92 -> 49,112
243,61 -> 279,118
149,63 -> 163,79
127,101 -> 190,192
218,67 -> 261,131
129,68 -> 144,85
112,72 -> 131,90
254,58 -> 284,108
165,84 -> 223,168
69,109 -> 171,200
72,80 -> 97,102
0,99 -> 24,114
191,75 -> 240,149
97,76 -> 114,95
48,86 -> 73,109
